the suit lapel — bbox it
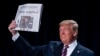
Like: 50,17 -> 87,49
70,43 -> 82,56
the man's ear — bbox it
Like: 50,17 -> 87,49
73,30 -> 78,37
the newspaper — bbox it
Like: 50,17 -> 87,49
14,3 -> 43,32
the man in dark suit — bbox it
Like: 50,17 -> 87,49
8,19 -> 94,56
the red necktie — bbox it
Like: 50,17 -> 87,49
61,45 -> 69,56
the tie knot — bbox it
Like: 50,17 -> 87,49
64,45 -> 69,48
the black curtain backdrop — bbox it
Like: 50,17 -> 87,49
0,0 -> 99,56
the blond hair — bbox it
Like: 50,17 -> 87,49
59,20 -> 78,31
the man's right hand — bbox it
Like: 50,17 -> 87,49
8,20 -> 18,36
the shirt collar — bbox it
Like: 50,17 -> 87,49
68,40 -> 77,48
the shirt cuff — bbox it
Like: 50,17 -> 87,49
12,32 -> 20,42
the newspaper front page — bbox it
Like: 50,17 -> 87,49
14,3 -> 43,32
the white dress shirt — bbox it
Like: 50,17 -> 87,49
12,32 -> 20,41
63,40 -> 77,56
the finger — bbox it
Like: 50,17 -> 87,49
11,21 -> 16,24
12,20 -> 16,22
8,24 -> 16,30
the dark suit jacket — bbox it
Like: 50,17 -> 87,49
14,36 -> 94,56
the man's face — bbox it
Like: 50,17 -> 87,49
59,24 -> 77,45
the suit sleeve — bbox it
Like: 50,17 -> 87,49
14,36 -> 46,56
